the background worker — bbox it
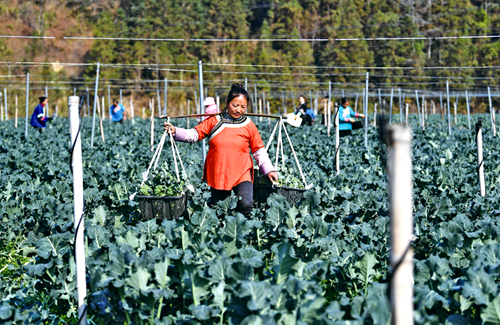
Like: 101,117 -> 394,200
30,96 -> 53,133
110,99 -> 126,123
164,83 -> 278,217
293,95 -> 316,126
339,97 -> 365,137
202,97 -> 218,120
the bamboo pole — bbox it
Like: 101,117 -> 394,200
164,78 -> 167,116
454,102 -> 457,125
447,103 -> 451,135
364,72 -> 369,148
69,95 -> 87,325
15,95 -> 18,128
258,98 -> 262,122
198,60 -> 206,163
466,91 -> 471,131
45,85 -> 49,117
334,102 -> 340,175
267,101 -> 271,131
281,91 -> 286,115
150,99 -> 154,151
399,88 -> 402,123
374,103 -> 377,127
415,90 -> 422,128
187,99 -> 190,128
108,84 -> 111,124
160,112 -> 281,119
90,61 -> 100,148
4,88 -> 7,120
328,81 -> 332,137
25,73 -> 29,139
389,87 -> 394,124
488,86 -> 496,137
476,118 -> 486,196
405,103 -> 409,127
387,125 -> 414,325
446,81 -> 451,135
101,96 -> 105,121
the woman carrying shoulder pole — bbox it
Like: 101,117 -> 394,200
164,83 -> 278,217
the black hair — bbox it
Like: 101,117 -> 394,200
225,83 -> 249,110
38,96 -> 47,103
113,99 -> 119,104
341,98 -> 349,105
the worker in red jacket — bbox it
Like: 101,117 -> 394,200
164,83 -> 278,216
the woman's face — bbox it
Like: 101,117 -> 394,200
227,95 -> 247,119
343,101 -> 349,108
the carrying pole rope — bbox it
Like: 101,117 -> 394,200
281,122 -> 312,189
275,118 -> 283,168
169,131 -> 195,193
166,118 -> 180,181
265,119 -> 280,151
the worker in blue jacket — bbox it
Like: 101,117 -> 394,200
338,97 -> 365,137
30,96 -> 52,133
110,99 -> 126,123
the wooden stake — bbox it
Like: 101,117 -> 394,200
476,119 -> 486,196
96,96 -> 105,143
130,98 -> 135,124
387,125 -> 414,325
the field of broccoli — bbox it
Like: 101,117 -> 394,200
1,114 -> 500,324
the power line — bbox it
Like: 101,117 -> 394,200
1,34 -> 499,42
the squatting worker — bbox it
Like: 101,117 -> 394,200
339,97 -> 365,137
294,95 -> 316,126
30,96 -> 52,133
110,99 -> 126,123
164,83 -> 278,217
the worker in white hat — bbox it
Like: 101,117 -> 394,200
202,97 -> 218,120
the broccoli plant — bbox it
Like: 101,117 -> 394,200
140,162 -> 185,197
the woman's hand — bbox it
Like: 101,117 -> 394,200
359,114 -> 365,118
164,122 -> 176,134
267,171 -> 278,184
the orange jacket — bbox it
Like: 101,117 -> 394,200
192,114 -> 265,190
